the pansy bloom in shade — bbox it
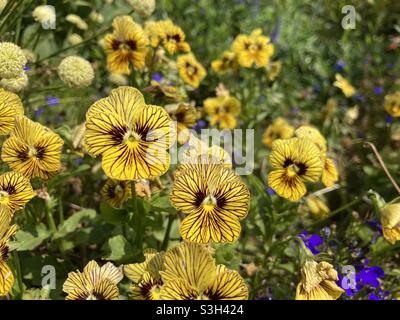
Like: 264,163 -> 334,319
1,116 -> 64,180
232,29 -> 274,68
267,138 -> 323,202
171,160 -> 250,244
84,87 -> 175,180
0,207 -> 16,296
0,171 -> 35,213
296,260 -> 344,300
384,92 -> 400,117
380,203 -> 400,244
0,88 -> 24,135
104,16 -> 149,74
333,73 -> 356,98
211,51 -> 237,74
204,95 -> 241,129
262,117 -> 294,147
63,260 -> 123,300
124,249 -> 165,300
305,195 -> 329,219
321,157 -> 338,187
165,102 -> 197,144
177,54 -> 207,89
294,125 -> 327,153
159,242 -> 248,300
101,179 -> 132,208
160,20 -> 191,54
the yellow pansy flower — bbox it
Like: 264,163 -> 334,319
268,138 -> 323,202
84,86 -> 175,180
321,157 -> 338,187
0,207 -> 16,296
160,20 -> 190,54
211,51 -> 237,74
177,54 -> 207,89
104,16 -> 149,74
124,249 -> 165,300
333,74 -> 355,98
0,171 -> 35,213
380,203 -> 400,245
159,242 -> 248,300
232,28 -> 274,68
0,88 -> 24,135
63,260 -> 123,300
262,117 -> 294,147
171,160 -> 250,244
101,179 -> 132,208
204,95 -> 241,129
165,102 -> 197,144
306,196 -> 330,219
295,125 -> 327,153
384,92 -> 400,117
1,116 -> 64,180
296,260 -> 344,300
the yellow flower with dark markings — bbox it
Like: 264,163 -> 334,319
63,260 -> 123,300
384,92 -> 400,117
171,160 -> 250,244
2,116 -> 64,180
333,73 -> 355,98
84,86 -> 175,180
204,95 -> 241,129
306,196 -> 329,219
177,54 -> 206,89
232,29 -> 274,68
296,260 -> 344,300
0,88 -> 24,135
124,249 -> 165,300
380,203 -> 400,245
321,157 -> 338,187
144,20 -> 164,48
295,125 -> 327,153
0,171 -> 35,213
160,20 -> 190,54
104,16 -> 149,74
165,102 -> 197,144
1,116 -> 64,179
262,117 -> 294,147
101,179 -> 132,208
268,138 -> 323,202
0,207 -> 16,296
159,242 -> 248,300
211,51 -> 237,74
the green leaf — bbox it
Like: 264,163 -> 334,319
103,235 -> 139,263
53,209 -> 96,239
99,202 -> 127,225
10,224 -> 51,251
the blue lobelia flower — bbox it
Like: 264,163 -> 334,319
46,96 -> 60,107
299,231 -> 323,254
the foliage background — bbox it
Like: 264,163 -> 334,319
1,0 -> 400,300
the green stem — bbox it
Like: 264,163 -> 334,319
12,251 -> 24,299
161,213 -> 175,250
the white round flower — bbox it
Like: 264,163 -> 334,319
0,0 -> 7,12
58,56 -> 94,88
68,33 -> 83,46
0,42 -> 27,79
32,5 -> 56,26
66,14 -> 88,30
0,72 -> 28,92
127,0 -> 156,17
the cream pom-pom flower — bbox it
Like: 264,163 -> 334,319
0,42 -> 27,79
0,0 -> 7,12
0,72 -> 29,92
66,14 -> 88,30
57,56 -> 94,88
68,33 -> 83,46
127,0 -> 156,17
32,5 -> 56,26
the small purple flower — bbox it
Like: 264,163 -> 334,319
24,65 -> 32,72
46,96 -> 60,107
312,84 -> 321,93
368,293 -> 381,300
359,266 -> 384,288
299,231 -> 323,254
366,219 -> 383,235
34,107 -> 45,118
335,59 -> 346,71
387,63 -> 394,69
266,187 -> 275,196
192,120 -> 207,132
385,115 -> 393,126
74,158 -> 84,166
373,86 -> 384,95
354,94 -> 365,102
152,73 -> 164,82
